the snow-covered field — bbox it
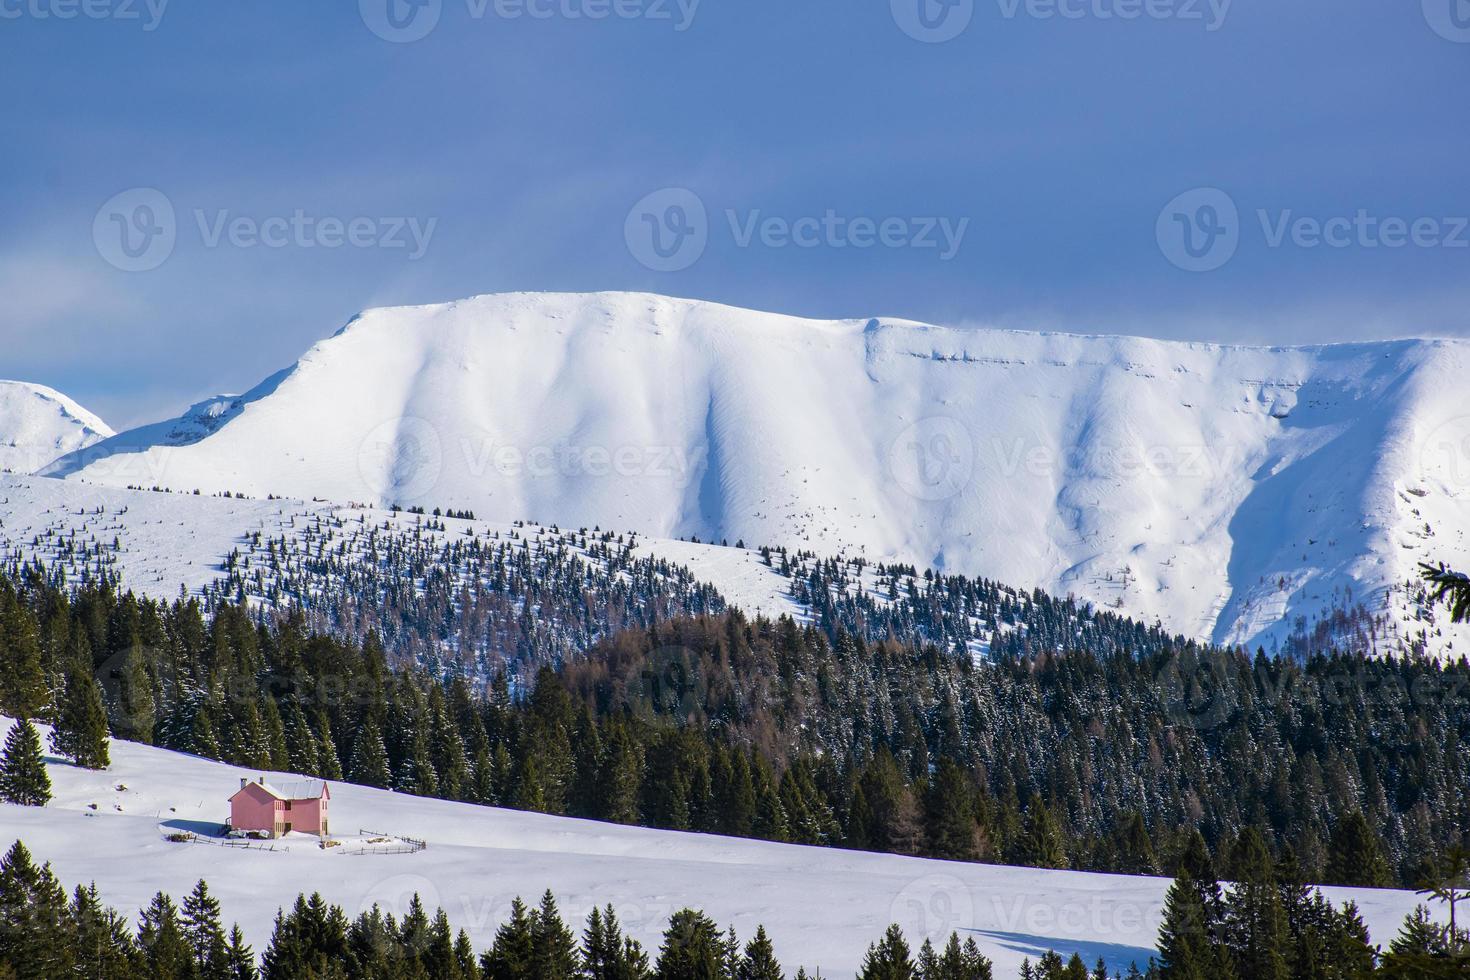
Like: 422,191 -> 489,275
0,718 -> 1433,978
40,291 -> 1470,655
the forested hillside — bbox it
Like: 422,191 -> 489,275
2,563 -> 1465,892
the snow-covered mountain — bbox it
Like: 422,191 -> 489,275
46,291 -> 1470,652
0,716 -> 1432,978
0,380 -> 112,474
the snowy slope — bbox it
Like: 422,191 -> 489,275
0,473 -> 800,620
0,717 -> 1435,979
45,291 -> 1470,653
0,380 -> 112,474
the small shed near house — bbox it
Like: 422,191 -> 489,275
228,776 -> 330,838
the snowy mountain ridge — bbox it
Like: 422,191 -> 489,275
0,380 -> 113,475
38,291 -> 1470,654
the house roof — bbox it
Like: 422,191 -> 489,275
229,777 -> 329,802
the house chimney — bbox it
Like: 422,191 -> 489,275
240,778 -> 248,790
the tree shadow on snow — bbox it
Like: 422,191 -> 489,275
970,930 -> 1153,974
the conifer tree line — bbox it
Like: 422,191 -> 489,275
0,836 -> 998,979
6,833 -> 1468,979
0,565 -> 1466,887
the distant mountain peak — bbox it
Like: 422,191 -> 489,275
0,380 -> 113,474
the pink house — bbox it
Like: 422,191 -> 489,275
228,776 -> 330,838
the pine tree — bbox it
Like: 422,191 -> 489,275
138,891 -> 193,979
482,896 -> 536,977
583,904 -> 651,980
736,926 -> 783,980
315,710 -> 343,781
1115,811 -> 1159,876
0,720 -> 51,806
71,882 -> 141,977
1380,904 -> 1459,978
1157,833 -> 1231,980
1222,828 -> 1289,980
0,840 -> 76,979
347,716 -> 391,789
114,647 -> 156,745
530,890 -> 578,977
0,595 -> 46,720
49,663 -> 110,770
924,760 -> 981,862
282,701 -> 320,776
1016,801 -> 1066,870
182,878 -> 229,978
858,924 -> 916,980
655,908 -> 726,979
225,925 -> 259,980
259,698 -> 291,772
1325,812 -> 1393,888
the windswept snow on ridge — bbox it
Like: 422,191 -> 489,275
0,380 -> 113,474
0,717 -> 1436,978
46,291 -> 1470,654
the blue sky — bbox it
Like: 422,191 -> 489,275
1,0 -> 1466,426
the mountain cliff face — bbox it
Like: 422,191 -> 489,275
46,291 -> 1470,652
0,380 -> 113,474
